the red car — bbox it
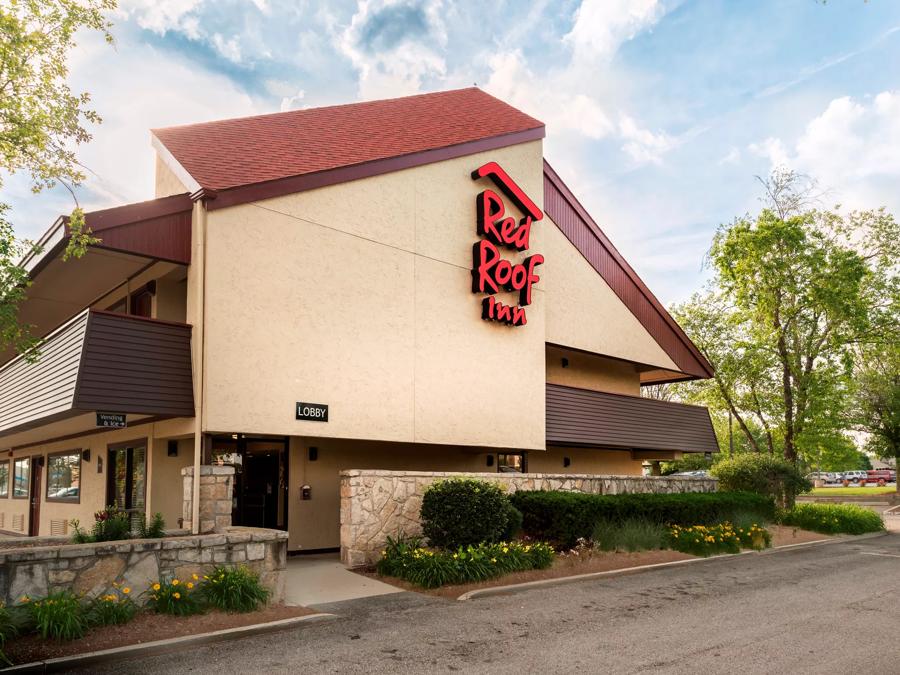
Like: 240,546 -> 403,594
861,469 -> 896,486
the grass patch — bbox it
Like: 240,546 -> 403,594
809,487 -> 895,496
592,519 -> 668,552
778,503 -> 885,535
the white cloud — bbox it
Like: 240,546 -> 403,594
618,113 -> 676,165
338,0 -> 448,100
750,91 -> 900,211
211,33 -> 242,62
564,0 -> 664,62
483,51 -> 614,140
280,89 -> 306,112
718,147 -> 741,166
120,0 -> 204,38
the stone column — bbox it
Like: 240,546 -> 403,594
182,466 -> 234,534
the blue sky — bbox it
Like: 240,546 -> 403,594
7,0 -> 900,305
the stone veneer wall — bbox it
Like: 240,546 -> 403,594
340,470 -> 718,566
182,465 -> 235,533
0,527 -> 287,606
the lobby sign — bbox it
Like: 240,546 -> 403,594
296,401 -> 329,422
96,412 -> 126,429
470,161 -> 544,327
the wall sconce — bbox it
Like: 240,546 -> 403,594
561,357 -> 569,368
563,456 -> 571,468
82,449 -> 91,462
486,455 -> 495,468
97,456 -> 103,473
308,447 -> 318,461
168,440 -> 179,457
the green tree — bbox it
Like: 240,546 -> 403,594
704,170 -> 899,464
0,0 -> 114,356
851,341 -> 900,490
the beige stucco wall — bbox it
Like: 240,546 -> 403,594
545,345 -> 640,395
542,221 -> 678,371
0,418 -> 193,537
285,437 -> 646,551
202,141 -> 547,450
148,437 -> 194,528
529,446 -> 644,475
155,154 -> 188,198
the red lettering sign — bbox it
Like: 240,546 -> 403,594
471,162 -> 544,327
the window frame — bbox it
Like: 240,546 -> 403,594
0,459 -> 8,498
45,450 -> 82,504
12,457 -> 30,499
497,452 -> 528,473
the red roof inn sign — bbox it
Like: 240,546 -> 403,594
470,162 -> 544,327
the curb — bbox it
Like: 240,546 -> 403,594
457,531 -> 891,601
3,612 -> 337,674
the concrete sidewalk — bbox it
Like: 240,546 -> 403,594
282,553 -> 402,608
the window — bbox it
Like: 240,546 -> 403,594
13,458 -> 30,498
0,461 -> 8,498
46,451 -> 81,502
497,453 -> 527,473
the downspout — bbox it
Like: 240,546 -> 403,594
190,194 -> 211,533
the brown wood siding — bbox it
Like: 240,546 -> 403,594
74,311 -> 194,416
0,310 -> 194,439
0,312 -> 88,435
546,383 -> 719,454
542,161 -> 713,379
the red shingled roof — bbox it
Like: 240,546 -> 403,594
152,88 -> 544,195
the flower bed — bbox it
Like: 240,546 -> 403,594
376,537 -> 554,589
668,523 -> 771,556
1,564 -> 277,666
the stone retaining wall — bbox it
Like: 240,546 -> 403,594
340,470 -> 719,566
0,527 -> 287,606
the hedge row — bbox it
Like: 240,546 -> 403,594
510,490 -> 776,547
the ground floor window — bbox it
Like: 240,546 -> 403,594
497,452 -> 527,473
46,450 -> 81,502
0,460 -> 8,497
13,458 -> 30,498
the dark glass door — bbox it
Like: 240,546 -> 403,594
107,441 -> 147,525
210,436 -> 287,531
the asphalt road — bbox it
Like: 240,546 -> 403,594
85,534 -> 900,675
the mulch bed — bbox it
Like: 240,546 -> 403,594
769,525 -> 832,547
361,526 -> 832,599
359,549 -> 696,600
5,604 -> 314,665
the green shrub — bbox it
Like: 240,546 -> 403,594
711,454 -> 811,508
376,539 -> 554,589
25,591 -> 89,641
592,518 -> 668,552
421,478 -> 514,548
510,490 -> 776,547
778,503 -> 885,534
71,506 -> 133,543
137,512 -> 166,539
88,584 -> 137,626
200,566 -> 270,613
668,522 -> 771,556
502,503 -> 523,540
145,577 -> 203,616
0,604 -> 18,666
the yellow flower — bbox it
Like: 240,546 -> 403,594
172,579 -> 180,586
173,592 -> 181,599
192,574 -> 199,581
203,575 -> 209,580
19,595 -> 29,603
153,583 -> 161,591
122,587 -> 131,594
186,582 -> 194,589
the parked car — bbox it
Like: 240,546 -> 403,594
807,471 -> 837,484
671,470 -> 709,477
863,469 -> 896,486
842,470 -> 869,484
